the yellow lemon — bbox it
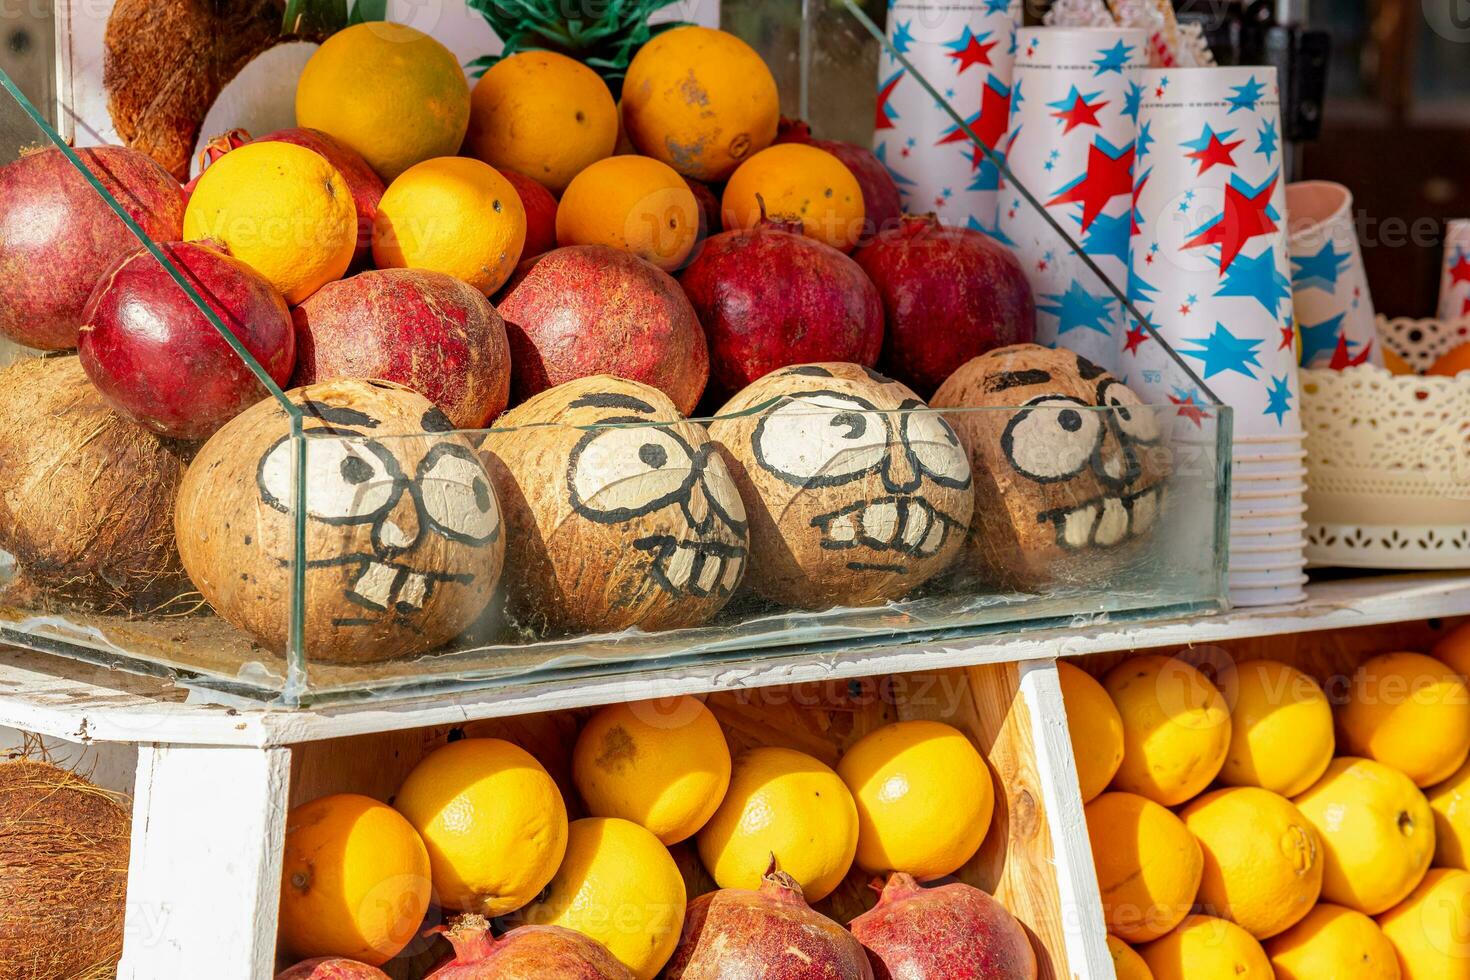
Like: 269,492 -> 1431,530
373,157 -> 527,296
722,143 -> 866,251
1433,621 -> 1470,674
1265,903 -> 1402,980
572,695 -> 731,845
1219,659 -> 1334,797
183,141 -> 355,304
557,156 -> 700,271
466,51 -> 619,194
1085,791 -> 1203,943
1180,786 -> 1323,938
697,746 -> 858,901
1429,754 -> 1470,869
1108,934 -> 1154,980
1378,868 -> 1470,979
836,719 -> 994,879
394,738 -> 568,916
1057,661 -> 1125,804
1138,915 -> 1274,980
622,26 -> 780,182
1104,654 -> 1231,806
1294,756 -> 1435,914
523,817 -> 685,980
278,794 -> 431,966
296,23 -> 470,182
1338,651 -> 1470,787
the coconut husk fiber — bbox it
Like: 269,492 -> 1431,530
0,759 -> 131,980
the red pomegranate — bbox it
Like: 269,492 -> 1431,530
680,218 -> 883,401
181,128 -> 249,202
292,269 -> 511,428
849,873 -> 1037,980
275,959 -> 390,979
497,244 -> 709,414
777,118 -> 903,244
0,145 -> 186,350
502,168 -> 559,260
77,240 -> 294,439
258,128 -> 386,267
855,215 -> 1035,397
665,865 -> 873,979
426,915 -> 634,979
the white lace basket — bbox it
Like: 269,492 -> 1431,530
1302,317 -> 1470,568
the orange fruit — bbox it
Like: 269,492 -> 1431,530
1104,654 -> 1231,806
1086,791 -> 1203,943
1056,661 -> 1124,804
1266,903 -> 1401,980
1218,659 -> 1334,797
622,26 -> 779,182
1433,620 -> 1470,675
1337,651 -> 1470,787
373,157 -> 527,295
557,156 -> 700,271
1139,915 -> 1274,980
1378,867 -> 1470,979
296,23 -> 470,182
1108,935 -> 1154,980
722,143 -> 866,252
1427,342 -> 1470,376
466,51 -> 619,194
278,793 -> 431,965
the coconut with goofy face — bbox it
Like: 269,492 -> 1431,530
175,380 -> 505,664
931,345 -> 1170,592
479,376 -> 748,636
708,363 -> 974,610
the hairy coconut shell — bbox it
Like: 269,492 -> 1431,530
0,760 -> 131,980
707,363 -> 973,610
0,356 -> 188,611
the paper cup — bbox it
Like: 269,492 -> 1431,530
1286,181 -> 1383,369
1231,580 -> 1308,606
1229,566 -> 1308,588
1438,218 -> 1470,324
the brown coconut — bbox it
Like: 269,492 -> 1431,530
0,759 -> 131,980
0,356 -> 188,611
174,380 -> 505,663
930,345 -> 1170,592
707,363 -> 974,610
479,376 -> 748,635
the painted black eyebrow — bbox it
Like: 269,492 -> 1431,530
984,369 -> 1053,393
421,407 -> 455,432
568,392 -> 657,413
1075,355 -> 1107,380
301,400 -> 380,428
782,365 -> 835,378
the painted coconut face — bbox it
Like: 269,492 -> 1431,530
931,344 -> 1170,591
479,375 -> 748,635
175,379 -> 505,664
708,363 -> 974,609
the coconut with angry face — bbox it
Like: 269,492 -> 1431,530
174,380 -> 505,663
708,363 -> 974,610
479,376 -> 748,635
931,345 -> 1169,592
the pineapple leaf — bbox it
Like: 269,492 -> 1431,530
283,0 -> 348,35
347,0 -> 388,26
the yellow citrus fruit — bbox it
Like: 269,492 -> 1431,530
183,141 -> 355,304
1085,791 -> 1203,943
1428,754 -> 1470,869
697,745 -> 858,901
1265,903 -> 1402,980
1338,651 -> 1470,787
1138,915 -> 1274,980
466,51 -> 619,194
1180,786 -> 1323,939
1218,659 -> 1334,797
1293,756 -> 1434,915
523,817 -> 685,980
622,26 -> 779,182
722,143 -> 866,252
1378,868 -> 1470,979
836,719 -> 994,879
1434,621 -> 1470,675
1103,654 -> 1232,806
557,156 -> 699,271
393,737 -> 568,916
373,157 -> 527,296
278,793 -> 431,966
1108,934 -> 1154,980
1057,661 -> 1124,804
572,695 -> 731,845
296,23 -> 470,182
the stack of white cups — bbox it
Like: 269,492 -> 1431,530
1230,434 -> 1308,605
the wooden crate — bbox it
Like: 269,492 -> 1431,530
288,659 -> 1109,979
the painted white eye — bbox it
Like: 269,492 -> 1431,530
1001,397 -> 1103,483
258,435 -> 401,522
418,443 -> 501,545
570,426 -> 697,520
1098,380 -> 1162,444
753,394 -> 891,487
901,411 -> 972,487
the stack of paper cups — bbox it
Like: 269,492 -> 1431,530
999,26 -> 1148,373
1121,66 -> 1305,606
1438,219 -> 1470,323
1286,181 -> 1383,369
874,0 -> 1022,232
